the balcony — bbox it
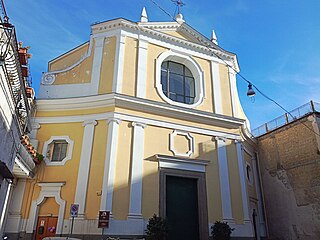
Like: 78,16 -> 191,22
13,143 -> 36,178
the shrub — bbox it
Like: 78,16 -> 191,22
145,214 -> 167,240
211,221 -> 234,240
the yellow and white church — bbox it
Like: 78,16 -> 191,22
5,9 -> 267,240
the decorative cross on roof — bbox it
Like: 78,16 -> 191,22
171,0 -> 186,14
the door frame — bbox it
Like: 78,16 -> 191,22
160,168 -> 209,240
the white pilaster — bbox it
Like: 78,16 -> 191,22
112,33 -> 126,93
128,122 -> 146,218
29,122 -> 40,150
236,141 -> 253,235
211,61 -> 223,114
228,67 -> 239,118
91,37 -> 105,94
74,120 -> 97,216
100,118 -> 121,212
215,137 -> 234,222
136,38 -> 148,98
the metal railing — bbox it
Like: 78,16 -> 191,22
251,101 -> 319,137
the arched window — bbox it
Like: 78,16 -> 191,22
161,61 -> 195,104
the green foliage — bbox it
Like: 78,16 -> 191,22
211,221 -> 234,240
145,214 -> 167,240
36,152 -> 44,161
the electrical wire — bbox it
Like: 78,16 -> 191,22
146,0 -> 320,137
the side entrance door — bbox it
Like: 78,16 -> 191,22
166,175 -> 200,240
35,216 -> 58,240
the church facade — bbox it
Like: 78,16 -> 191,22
5,9 -> 267,240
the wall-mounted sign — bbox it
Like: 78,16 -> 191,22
98,211 -> 110,228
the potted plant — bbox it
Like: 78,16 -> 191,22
211,221 -> 234,240
34,152 -> 44,165
145,214 -> 167,240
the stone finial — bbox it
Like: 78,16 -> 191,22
175,13 -> 185,23
140,7 -> 148,22
211,30 -> 218,45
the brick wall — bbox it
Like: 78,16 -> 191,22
258,113 -> 320,240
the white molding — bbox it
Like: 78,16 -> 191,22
35,93 -> 245,129
155,154 -> 209,173
155,50 -> 204,108
128,122 -> 146,218
26,182 -> 66,234
42,136 -> 74,166
211,61 -> 223,114
169,130 -> 194,157
41,40 -> 93,85
90,37 -> 105,94
228,67 -> 238,117
136,37 -> 148,98
74,120 -> 97,215
236,142 -> 252,225
215,138 -> 234,222
112,31 -> 126,93
100,118 -> 121,212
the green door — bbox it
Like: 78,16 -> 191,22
166,176 -> 199,240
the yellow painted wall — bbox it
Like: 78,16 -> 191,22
219,65 -> 233,116
85,120 -> 108,219
35,122 -> 84,219
112,121 -> 132,220
52,42 -> 94,85
146,44 -> 168,103
244,151 -> 257,199
99,36 -> 116,94
193,57 -> 214,113
142,126 -> 172,217
226,141 -> 244,224
39,197 -> 59,216
121,37 -> 138,96
193,134 -> 223,222
49,43 -> 89,71
36,106 -> 115,118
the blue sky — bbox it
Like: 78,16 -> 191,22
6,0 -> 320,129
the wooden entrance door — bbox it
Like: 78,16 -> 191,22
35,216 -> 58,240
166,175 -> 200,240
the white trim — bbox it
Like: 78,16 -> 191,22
215,137 -> 234,222
26,182 -> 66,234
236,142 -> 252,225
42,136 -> 74,166
112,32 -> 126,93
211,61 -> 223,114
155,50 -> 204,108
35,111 -> 241,141
100,118 -> 121,212
136,37 -> 148,98
169,130 -> 194,157
90,37 -> 105,94
228,67 -> 238,117
35,93 -> 245,129
74,120 -> 97,215
128,122 -> 146,218
155,154 -> 209,173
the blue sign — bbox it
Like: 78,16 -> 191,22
70,204 -> 79,217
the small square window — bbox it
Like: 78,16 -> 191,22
48,140 -> 68,162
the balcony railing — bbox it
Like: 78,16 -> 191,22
251,101 -> 320,137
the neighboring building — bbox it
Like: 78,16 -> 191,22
254,101 -> 320,240
5,9 -> 267,240
0,14 -> 37,238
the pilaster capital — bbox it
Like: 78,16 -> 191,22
106,118 -> 122,125
131,122 -> 147,129
32,122 -> 41,130
82,120 -> 97,127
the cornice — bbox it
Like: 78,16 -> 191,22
36,93 -> 245,129
91,18 -> 239,71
